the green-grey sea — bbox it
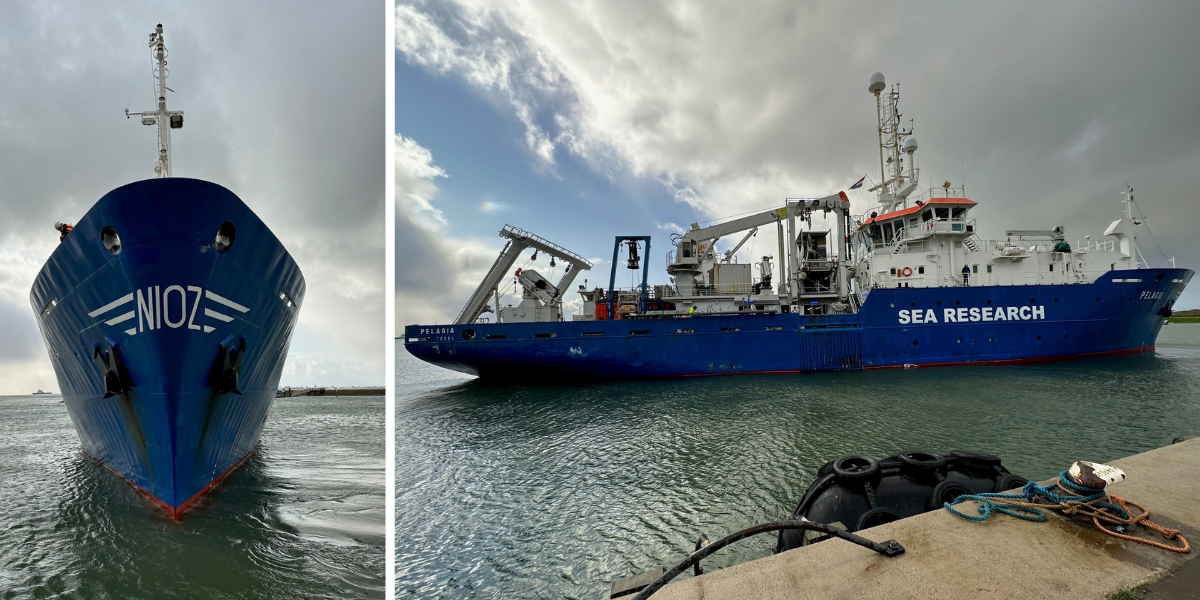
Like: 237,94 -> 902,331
1,394 -> 385,599
396,325 -> 1200,599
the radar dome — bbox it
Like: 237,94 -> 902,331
868,72 -> 886,94
902,136 -> 918,154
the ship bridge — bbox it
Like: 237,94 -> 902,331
859,192 -> 977,248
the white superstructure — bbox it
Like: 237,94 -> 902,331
850,73 -> 1142,297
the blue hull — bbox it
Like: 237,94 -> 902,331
404,269 -> 1190,378
30,178 -> 304,519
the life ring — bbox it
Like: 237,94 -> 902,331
901,266 -> 913,277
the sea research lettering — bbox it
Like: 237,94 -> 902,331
898,305 -> 1046,325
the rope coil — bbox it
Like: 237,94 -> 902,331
944,470 -> 1190,553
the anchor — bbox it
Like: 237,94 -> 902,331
212,334 -> 247,395
93,339 -> 131,399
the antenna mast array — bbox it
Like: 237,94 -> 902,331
867,73 -> 918,214
125,24 -> 184,177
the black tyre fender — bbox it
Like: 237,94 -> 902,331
855,507 -> 903,531
994,474 -> 1029,492
899,451 -> 947,471
926,480 -> 972,511
832,455 -> 881,483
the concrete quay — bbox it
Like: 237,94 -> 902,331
653,437 -> 1200,600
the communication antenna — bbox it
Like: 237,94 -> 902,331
125,24 -> 184,177
866,73 -> 916,213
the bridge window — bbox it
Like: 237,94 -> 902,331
935,207 -> 950,220
952,207 -> 966,219
909,218 -> 918,227
922,210 -> 933,222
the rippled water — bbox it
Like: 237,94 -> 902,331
396,326 -> 1200,599
1,394 -> 384,599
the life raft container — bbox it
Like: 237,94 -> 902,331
776,450 -> 1028,552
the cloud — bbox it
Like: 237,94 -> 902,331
396,134 -> 500,329
397,2 -> 568,169
0,1 -> 384,392
397,0 -> 1200,306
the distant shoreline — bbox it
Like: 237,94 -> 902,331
1169,309 -> 1200,324
276,387 -> 385,397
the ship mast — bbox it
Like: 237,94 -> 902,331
125,24 -> 184,178
866,73 -> 917,214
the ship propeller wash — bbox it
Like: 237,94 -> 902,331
30,25 -> 304,519
405,72 -> 1190,378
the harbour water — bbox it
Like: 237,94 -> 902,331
396,325 -> 1200,599
1,394 -> 385,599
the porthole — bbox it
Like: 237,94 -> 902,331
1064,334 -> 1069,339
101,226 -> 122,256
956,338 -> 962,344
910,301 -> 916,307
1030,298 -> 1035,304
1155,274 -> 1163,281
1053,298 -> 1058,303
912,340 -> 919,346
215,221 -> 236,253
463,329 -> 476,340
988,337 -> 994,343
955,300 -> 960,306
936,301 -> 942,306
986,299 -> 992,305
1036,335 -> 1041,340
1095,297 -> 1101,302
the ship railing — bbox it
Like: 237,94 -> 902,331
614,282 -> 758,298
889,269 -> 1113,288
1079,239 -> 1116,253
870,219 -> 976,251
910,185 -> 968,203
916,218 -> 975,236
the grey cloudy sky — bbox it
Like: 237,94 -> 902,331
0,1 -> 384,393
396,1 -> 1200,331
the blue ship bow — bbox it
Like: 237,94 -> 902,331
30,178 -> 305,519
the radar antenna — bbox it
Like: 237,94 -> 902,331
124,24 -> 184,177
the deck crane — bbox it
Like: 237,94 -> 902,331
667,192 -> 853,306
454,225 -> 592,325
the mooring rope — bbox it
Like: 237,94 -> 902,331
944,470 -> 1190,554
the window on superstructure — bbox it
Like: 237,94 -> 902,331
922,210 -> 933,222
1049,264 -> 1054,272
935,208 -> 950,220
952,207 -> 966,219
918,266 -> 925,274
909,218 -> 918,227
987,264 -> 993,273
972,265 -> 978,273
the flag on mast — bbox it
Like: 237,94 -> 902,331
849,175 -> 866,190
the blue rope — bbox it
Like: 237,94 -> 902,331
944,471 -> 1116,523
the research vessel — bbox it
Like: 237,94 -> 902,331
404,72 -> 1189,378
29,26 -> 304,519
